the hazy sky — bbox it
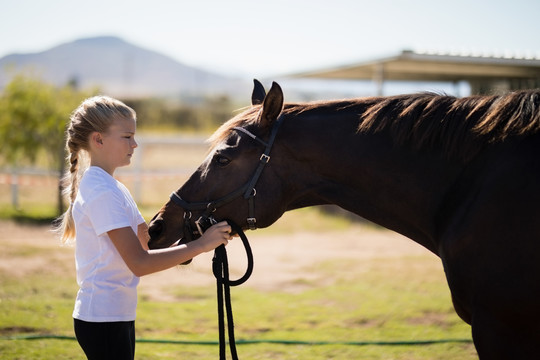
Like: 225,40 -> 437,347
1,0 -> 539,78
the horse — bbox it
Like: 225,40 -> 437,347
148,79 -> 540,359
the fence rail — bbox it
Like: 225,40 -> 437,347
0,136 -> 210,208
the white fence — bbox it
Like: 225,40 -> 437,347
1,135 -> 209,208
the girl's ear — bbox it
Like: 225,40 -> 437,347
91,132 -> 104,147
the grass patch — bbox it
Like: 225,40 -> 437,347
0,206 -> 57,224
1,278 -> 475,359
0,272 -> 76,335
0,234 -> 476,359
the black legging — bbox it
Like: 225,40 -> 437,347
74,318 -> 135,360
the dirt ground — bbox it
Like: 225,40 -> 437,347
0,220 -> 435,302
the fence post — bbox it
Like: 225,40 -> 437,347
10,168 -> 19,210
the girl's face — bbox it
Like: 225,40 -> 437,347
101,116 -> 138,171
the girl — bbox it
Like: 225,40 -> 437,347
55,95 -> 232,360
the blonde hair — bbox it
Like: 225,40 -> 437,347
55,95 -> 136,244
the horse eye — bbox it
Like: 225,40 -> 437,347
214,155 -> 231,167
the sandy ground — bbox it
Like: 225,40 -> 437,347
0,220 -> 435,302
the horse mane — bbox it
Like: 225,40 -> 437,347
358,90 -> 540,161
210,90 -> 540,162
208,99 -> 368,149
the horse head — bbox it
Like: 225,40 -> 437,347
148,80 -> 288,252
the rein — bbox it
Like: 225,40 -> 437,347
212,220 -> 253,360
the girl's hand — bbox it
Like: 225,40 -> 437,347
198,221 -> 232,252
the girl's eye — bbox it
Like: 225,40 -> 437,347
214,155 -> 231,167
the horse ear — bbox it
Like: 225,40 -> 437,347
251,79 -> 266,105
259,81 -> 283,129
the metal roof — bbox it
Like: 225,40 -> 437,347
294,50 -> 540,83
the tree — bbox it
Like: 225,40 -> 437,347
0,75 -> 93,215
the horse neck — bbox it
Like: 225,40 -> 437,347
279,112 -> 464,254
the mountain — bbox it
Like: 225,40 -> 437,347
0,36 -> 250,98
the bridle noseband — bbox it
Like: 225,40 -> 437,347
169,114 -> 283,239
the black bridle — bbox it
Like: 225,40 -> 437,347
169,114 -> 283,359
169,114 -> 284,238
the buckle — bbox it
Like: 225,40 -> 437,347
246,218 -> 257,230
260,154 -> 270,163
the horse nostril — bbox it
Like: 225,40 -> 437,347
148,219 -> 163,240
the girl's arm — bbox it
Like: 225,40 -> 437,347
108,221 -> 231,277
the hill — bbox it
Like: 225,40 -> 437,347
0,36 -> 250,99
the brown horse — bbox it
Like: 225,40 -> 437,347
148,80 -> 540,358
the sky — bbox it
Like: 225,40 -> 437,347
1,0 -> 539,79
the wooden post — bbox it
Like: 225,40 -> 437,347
10,168 -> 19,210
374,63 -> 385,96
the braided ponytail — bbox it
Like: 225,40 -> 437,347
55,96 -> 136,244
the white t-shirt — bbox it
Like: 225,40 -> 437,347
72,166 -> 145,322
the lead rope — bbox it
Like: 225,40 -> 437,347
212,220 -> 254,360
